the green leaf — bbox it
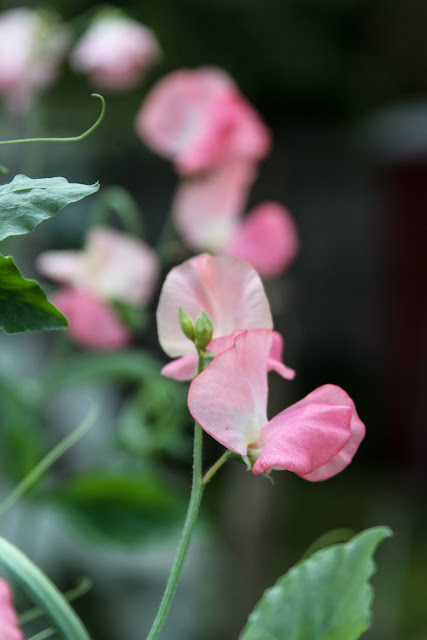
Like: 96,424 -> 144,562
0,174 -> 99,241
49,471 -> 187,546
0,537 -> 91,640
239,526 -> 392,640
0,254 -> 67,333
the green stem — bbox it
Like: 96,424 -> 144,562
202,452 -> 229,485
146,422 -> 204,640
19,577 -> 93,625
0,94 -> 105,145
0,402 -> 97,518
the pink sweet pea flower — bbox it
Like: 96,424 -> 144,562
37,226 -> 159,350
136,67 -> 271,174
0,578 -> 23,640
172,161 -> 255,252
188,330 -> 365,479
0,8 -> 69,112
70,13 -> 161,92
37,226 -> 160,306
52,288 -> 130,350
171,162 -> 299,277
156,254 -> 273,359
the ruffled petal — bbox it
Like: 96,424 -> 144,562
252,385 -> 364,479
156,254 -> 273,358
188,329 -> 272,454
161,355 -> 198,381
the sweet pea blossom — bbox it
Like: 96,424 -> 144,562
70,13 -> 161,92
172,162 -> 299,277
157,253 -> 273,358
0,578 -> 23,640
37,226 -> 159,349
157,254 -> 295,380
136,67 -> 271,174
0,8 -> 69,112
37,226 -> 160,306
189,330 -> 365,479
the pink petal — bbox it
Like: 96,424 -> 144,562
252,385 -> 365,479
36,250 -> 81,284
81,226 -> 160,305
135,67 -> 270,174
172,161 -> 256,251
188,330 -> 272,454
53,288 -> 130,350
156,254 -> 273,358
161,355 -> 198,381
0,578 -> 23,640
268,331 -> 296,380
225,202 -> 299,277
136,67 -> 234,164
71,16 -> 160,91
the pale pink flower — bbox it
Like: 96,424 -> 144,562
71,14 -> 161,92
52,288 -> 130,350
224,202 -> 299,277
0,578 -> 23,640
0,9 -> 69,112
156,254 -> 273,359
172,163 -> 299,277
136,67 -> 271,174
37,226 -> 160,306
188,330 -> 365,479
172,161 -> 255,252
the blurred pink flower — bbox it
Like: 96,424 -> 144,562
53,288 -> 130,350
172,161 -> 255,252
225,202 -> 299,277
37,226 -> 160,306
189,330 -> 365,479
156,254 -> 273,359
71,13 -> 161,92
172,163 -> 299,276
136,67 -> 271,174
0,8 -> 69,112
0,578 -> 23,640
37,226 -> 159,349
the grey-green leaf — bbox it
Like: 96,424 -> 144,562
239,526 -> 392,640
0,254 -> 67,333
0,174 -> 99,241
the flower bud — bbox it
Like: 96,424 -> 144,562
194,310 -> 213,349
179,306 -> 195,342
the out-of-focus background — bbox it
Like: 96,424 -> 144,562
1,0 -> 426,639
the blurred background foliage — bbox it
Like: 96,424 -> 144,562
1,0 -> 426,638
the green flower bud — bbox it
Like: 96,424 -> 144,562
194,310 -> 214,349
179,306 -> 195,342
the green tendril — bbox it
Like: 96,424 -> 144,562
0,94 -> 105,146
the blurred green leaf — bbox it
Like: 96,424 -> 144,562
0,174 -> 99,241
50,471 -> 187,545
118,379 -> 190,459
0,375 -> 45,481
112,301 -> 149,332
0,254 -> 67,333
41,350 -> 162,393
239,526 -> 392,640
